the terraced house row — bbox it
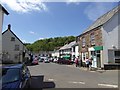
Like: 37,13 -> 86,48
76,5 -> 120,69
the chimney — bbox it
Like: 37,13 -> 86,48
8,24 -> 11,30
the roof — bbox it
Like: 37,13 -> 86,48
2,25 -> 24,45
59,41 -> 76,50
0,4 -> 9,15
2,64 -> 23,69
79,5 -> 120,36
71,42 -> 79,47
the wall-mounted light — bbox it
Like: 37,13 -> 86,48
112,45 -> 116,49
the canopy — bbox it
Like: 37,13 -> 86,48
94,46 -> 103,51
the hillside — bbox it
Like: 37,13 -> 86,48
26,36 -> 75,52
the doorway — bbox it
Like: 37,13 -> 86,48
96,51 -> 101,68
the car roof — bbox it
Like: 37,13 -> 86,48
1,64 -> 24,69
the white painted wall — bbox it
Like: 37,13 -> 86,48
102,11 -> 120,67
75,46 -> 79,57
118,13 -> 120,49
2,30 -> 24,62
0,7 -> 4,62
52,51 -> 59,58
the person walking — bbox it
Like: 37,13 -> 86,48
85,58 -> 89,70
75,57 -> 79,67
89,57 -> 93,70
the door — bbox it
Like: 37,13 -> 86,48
96,51 -> 101,68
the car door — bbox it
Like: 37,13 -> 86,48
21,65 -> 31,88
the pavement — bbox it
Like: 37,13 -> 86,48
66,63 -> 119,73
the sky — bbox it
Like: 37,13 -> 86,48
0,0 -> 119,43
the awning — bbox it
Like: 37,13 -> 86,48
94,46 -> 103,51
63,55 -> 70,58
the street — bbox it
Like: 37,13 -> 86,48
28,62 -> 119,89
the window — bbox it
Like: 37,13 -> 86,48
11,37 -> 15,41
2,68 -> 20,84
115,51 -> 120,63
15,45 -> 20,51
90,33 -> 95,45
14,54 -> 19,60
83,53 -> 86,61
82,37 -> 85,47
73,47 -> 75,52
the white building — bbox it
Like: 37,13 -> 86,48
2,24 -> 28,63
102,6 -> 120,68
71,43 -> 79,61
59,41 -> 76,59
0,4 -> 9,62
51,50 -> 59,58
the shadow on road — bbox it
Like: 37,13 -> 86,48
31,75 -> 55,89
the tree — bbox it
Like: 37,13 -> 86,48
26,36 -> 75,53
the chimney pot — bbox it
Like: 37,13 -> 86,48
8,24 -> 11,30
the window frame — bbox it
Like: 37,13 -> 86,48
82,37 -> 86,47
90,33 -> 95,45
14,45 -> 20,51
11,37 -> 15,41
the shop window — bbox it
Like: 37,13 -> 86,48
91,51 -> 96,56
83,53 -> 86,61
115,51 -> 120,63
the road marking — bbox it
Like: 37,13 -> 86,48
69,81 -> 85,84
98,84 -> 118,88
48,79 -> 56,81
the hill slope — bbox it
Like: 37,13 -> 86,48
26,36 -> 75,52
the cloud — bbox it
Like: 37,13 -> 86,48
22,40 -> 27,43
65,0 -> 119,4
84,3 -> 115,21
0,0 -> 48,13
29,31 -> 37,35
39,37 -> 44,40
66,0 -> 80,5
22,39 -> 33,43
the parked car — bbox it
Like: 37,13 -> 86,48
1,63 -> 31,89
53,58 -> 58,63
32,56 -> 39,65
39,58 -> 44,62
39,56 -> 47,62
57,58 -> 73,65
44,58 -> 50,63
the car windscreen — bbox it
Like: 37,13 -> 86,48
1,68 -> 20,84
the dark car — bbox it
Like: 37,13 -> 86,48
1,63 -> 31,89
57,58 -> 73,65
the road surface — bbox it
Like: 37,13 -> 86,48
28,63 -> 119,89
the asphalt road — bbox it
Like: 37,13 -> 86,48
28,62 -> 119,89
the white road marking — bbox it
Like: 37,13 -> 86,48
69,81 -> 85,84
48,79 -> 56,81
98,84 -> 118,88
78,82 -> 85,84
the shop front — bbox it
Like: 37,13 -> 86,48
89,46 -> 103,68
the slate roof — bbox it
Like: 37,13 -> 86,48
0,4 -> 9,15
59,41 -> 76,50
79,5 -> 120,36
